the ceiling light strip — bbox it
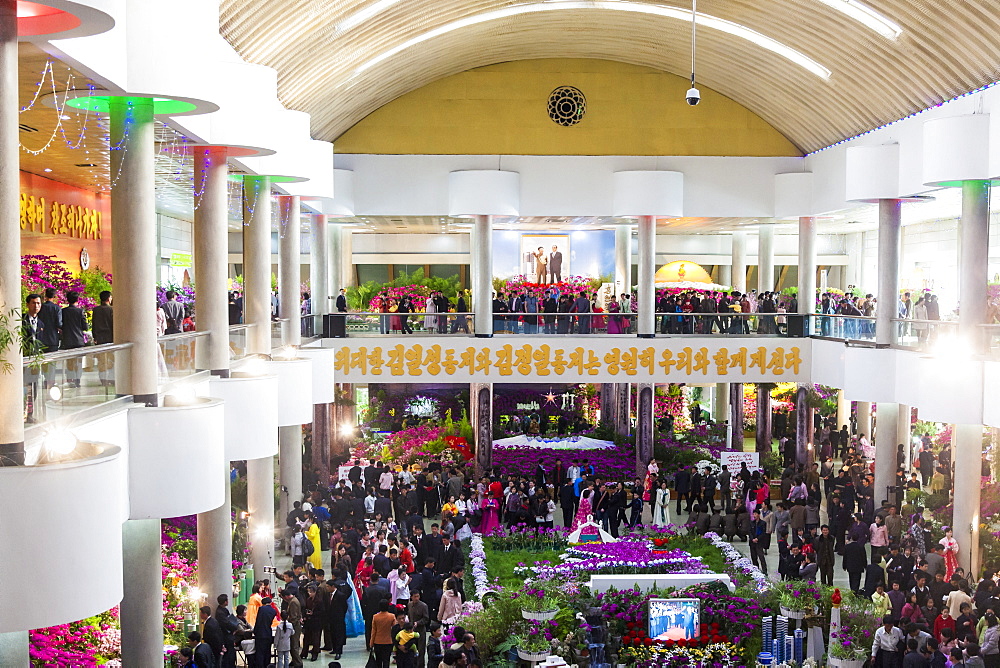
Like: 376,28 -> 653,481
335,0 -> 403,33
815,0 -> 902,40
352,0 -> 831,80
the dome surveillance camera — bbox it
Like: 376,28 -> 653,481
686,87 -> 701,106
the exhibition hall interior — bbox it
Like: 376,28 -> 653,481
6,1 -> 1000,667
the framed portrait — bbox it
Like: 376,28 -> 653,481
648,598 -> 700,641
520,234 -> 570,283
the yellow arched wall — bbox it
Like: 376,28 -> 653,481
334,59 -> 801,157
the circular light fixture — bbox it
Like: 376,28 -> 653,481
48,385 -> 62,401
64,95 -> 199,116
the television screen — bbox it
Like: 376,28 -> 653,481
648,598 -> 700,641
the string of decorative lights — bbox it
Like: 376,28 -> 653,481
19,59 -> 99,155
807,79 -> 1000,155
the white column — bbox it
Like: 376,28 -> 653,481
243,177 -> 272,355
637,216 -> 655,337
197,468 -> 232,609
615,224 -> 632,295
717,264 -> 732,289
329,223 -> 343,300
243,176 -> 276,579
713,383 -> 729,424
953,178 -> 991,575
844,233 -> 862,291
0,632 -> 27,666
247,455 -> 275,579
278,424 -> 302,548
310,214 -> 329,317
837,390 -> 851,433
959,180 -> 990,351
873,402 -> 898,507
120,518 -> 162,667
0,0 -> 22,465
340,228 -> 354,289
876,199 -> 901,346
731,231 -> 747,294
110,97 -> 162,666
897,404 -> 911,475
798,217 -> 817,336
757,225 -> 775,293
953,423 -> 983,575
111,97 -> 158,406
194,146 -> 234,608
856,402 -> 872,440
278,196 -> 301,347
473,215 -> 493,337
194,147 -> 231,374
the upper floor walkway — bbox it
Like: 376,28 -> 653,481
19,312 -> 1000,434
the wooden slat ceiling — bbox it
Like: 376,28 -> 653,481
219,0 -> 1000,154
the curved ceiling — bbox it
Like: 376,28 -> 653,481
220,0 -> 1000,154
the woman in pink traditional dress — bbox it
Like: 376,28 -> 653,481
940,526 -> 959,581
478,494 -> 501,535
571,487 -> 594,532
643,458 -> 659,512
606,299 -> 622,334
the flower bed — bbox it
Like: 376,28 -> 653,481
469,534 -> 493,600
483,525 -> 569,552
519,538 -> 709,581
29,608 -> 121,667
493,443 -> 635,480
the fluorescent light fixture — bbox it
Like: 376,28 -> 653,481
336,0 -> 403,33
815,0 -> 902,40
353,1 -> 831,80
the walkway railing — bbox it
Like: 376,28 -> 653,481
892,318 -> 959,350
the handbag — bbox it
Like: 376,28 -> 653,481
365,648 -> 377,668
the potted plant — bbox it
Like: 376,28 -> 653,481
827,605 -> 878,668
777,581 -> 822,620
519,581 -> 561,621
515,621 -> 552,662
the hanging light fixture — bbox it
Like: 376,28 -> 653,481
686,0 -> 701,105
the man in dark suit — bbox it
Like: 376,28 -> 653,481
200,605 -> 225,665
336,288 -> 348,313
188,629 -> 216,668
252,597 -> 278,667
438,536 -> 463,577
214,595 -> 238,668
560,481 -> 577,527
673,467 -> 691,514
542,290 -> 558,334
21,294 -> 45,423
37,287 -> 61,353
549,245 -> 563,283
842,536 -> 868,593
361,573 -> 391,645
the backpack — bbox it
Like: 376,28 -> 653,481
302,535 -> 315,557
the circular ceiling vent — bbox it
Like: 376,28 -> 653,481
547,86 -> 586,126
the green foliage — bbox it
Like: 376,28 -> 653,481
347,268 -> 463,310
483,545 -> 564,590
463,590 -> 522,657
231,476 -> 247,512
170,538 -> 198,562
76,267 -> 113,307
492,276 -> 508,295
657,534 -> 729,574
925,491 -> 950,511
760,450 -> 784,476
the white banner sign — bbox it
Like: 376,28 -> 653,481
328,336 -> 809,384
720,451 -> 761,476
